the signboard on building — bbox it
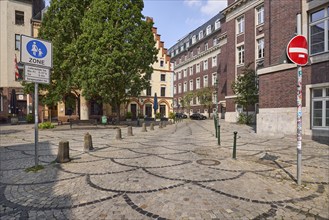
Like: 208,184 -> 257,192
20,35 -> 53,68
286,35 -> 308,66
24,65 -> 50,84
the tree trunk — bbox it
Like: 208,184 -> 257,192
116,102 -> 121,122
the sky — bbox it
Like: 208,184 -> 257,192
44,0 -> 227,49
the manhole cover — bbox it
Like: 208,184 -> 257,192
196,159 -> 221,166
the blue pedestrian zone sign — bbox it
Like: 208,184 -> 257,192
20,35 -> 52,68
27,40 -> 47,59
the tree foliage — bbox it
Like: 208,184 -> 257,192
76,0 -> 158,118
196,86 -> 215,118
181,92 -> 194,115
23,0 -> 91,106
231,63 -> 258,116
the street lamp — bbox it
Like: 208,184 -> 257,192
214,78 -> 219,120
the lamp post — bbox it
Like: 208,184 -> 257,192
214,79 -> 218,137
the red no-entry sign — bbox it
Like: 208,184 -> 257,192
287,35 -> 308,66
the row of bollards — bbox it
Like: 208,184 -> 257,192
56,121 -> 171,163
215,123 -> 238,159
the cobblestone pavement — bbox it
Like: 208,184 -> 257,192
0,120 -> 328,220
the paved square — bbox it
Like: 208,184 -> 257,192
1,120 -> 328,219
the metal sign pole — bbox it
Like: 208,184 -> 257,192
297,66 -> 302,185
34,83 -> 39,166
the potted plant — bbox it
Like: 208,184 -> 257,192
126,111 -> 132,121
155,112 -> 161,121
169,112 -> 176,123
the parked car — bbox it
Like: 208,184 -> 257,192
190,113 -> 207,120
175,113 -> 188,119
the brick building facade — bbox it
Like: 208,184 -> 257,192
169,0 -> 329,138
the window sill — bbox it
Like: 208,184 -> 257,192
236,63 -> 244,68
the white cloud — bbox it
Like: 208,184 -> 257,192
183,0 -> 202,7
185,17 -> 207,27
200,1 -> 227,16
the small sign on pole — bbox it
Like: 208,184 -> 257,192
24,65 -> 50,84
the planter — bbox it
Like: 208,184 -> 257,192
126,119 -> 132,121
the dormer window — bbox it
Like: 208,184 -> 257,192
192,35 -> 197,44
206,25 -> 211,35
215,19 -> 221,29
199,30 -> 203,40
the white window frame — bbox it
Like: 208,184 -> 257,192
256,5 -> 264,25
183,69 -> 187,78
178,71 -> 182,80
206,25 -> 211,35
196,64 -> 200,73
178,83 -> 182,93
174,85 -> 177,94
205,42 -> 208,51
173,72 -> 176,81
189,66 -> 193,75
186,42 -> 190,48
237,45 -> 245,65
257,38 -> 265,59
312,87 -> 329,128
203,60 -> 208,70
189,80 -> 194,91
212,73 -> 217,86
309,6 -> 329,55
237,16 -> 245,34
197,47 -> 200,54
196,78 -> 200,89
212,56 -> 217,67
184,81 -> 187,92
203,75 -> 208,87
199,30 -> 203,40
215,19 -> 221,29
192,35 -> 197,44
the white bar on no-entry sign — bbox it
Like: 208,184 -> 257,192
24,65 -> 50,84
289,47 -> 308,54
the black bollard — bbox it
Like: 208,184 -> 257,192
233,131 -> 237,159
217,124 -> 221,145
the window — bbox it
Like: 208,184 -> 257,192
213,92 -> 217,103
212,56 -> 217,67
196,64 -> 200,73
183,69 -> 187,78
257,38 -> 265,59
189,66 -> 193,75
237,45 -> 245,65
206,25 -> 211,35
256,6 -> 264,25
212,73 -> 217,86
186,42 -> 190,48
184,82 -> 187,92
312,87 -> 329,128
192,35 -> 197,44
203,75 -> 208,87
205,43 -> 208,51
237,16 -> 245,34
180,45 -> 184,52
160,60 -> 164,67
161,87 -> 166,97
215,19 -> 221,29
161,74 -> 166,81
213,38 -> 218,46
160,105 -> 166,117
309,6 -> 329,54
189,80 -> 193,91
178,84 -> 182,93
196,78 -> 200,89
146,87 -> 152,96
178,71 -> 182,79
199,30 -> 203,39
174,72 -> 176,81
15,11 -> 24,25
203,60 -> 208,70
197,47 -> 200,54
15,34 -> 20,50
174,86 -> 176,94
145,104 -> 152,117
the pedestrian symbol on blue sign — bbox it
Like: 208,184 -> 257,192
27,40 -> 47,58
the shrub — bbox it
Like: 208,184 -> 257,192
155,112 -> 161,119
169,112 -> 176,120
38,121 -> 55,129
26,114 -> 34,123
237,113 -> 253,125
126,111 -> 132,119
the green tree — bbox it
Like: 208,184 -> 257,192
231,63 -> 258,119
23,0 -> 91,106
197,86 -> 214,118
182,92 -> 195,116
76,0 -> 158,120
